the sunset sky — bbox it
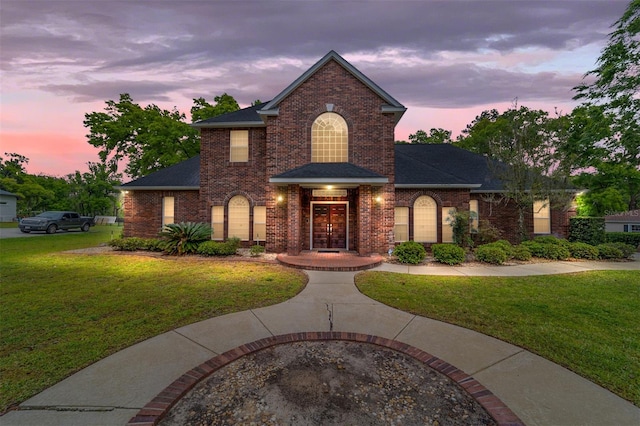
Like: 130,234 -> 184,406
0,0 -> 629,177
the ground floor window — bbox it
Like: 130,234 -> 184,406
394,207 -> 409,242
253,206 -> 266,242
414,195 -> 437,242
442,207 -> 456,243
228,195 -> 250,240
533,199 -> 550,234
211,206 -> 224,240
162,196 -> 174,227
469,200 -> 479,232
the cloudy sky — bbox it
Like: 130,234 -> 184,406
0,0 -> 629,176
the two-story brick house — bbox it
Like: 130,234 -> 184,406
120,51 -> 573,255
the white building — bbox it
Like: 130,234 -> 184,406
0,190 -> 18,222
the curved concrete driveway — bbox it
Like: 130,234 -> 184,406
2,261 -> 639,426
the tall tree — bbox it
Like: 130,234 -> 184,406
408,128 -> 452,144
572,0 -> 640,211
456,106 -> 573,241
66,162 -> 122,216
84,94 -> 200,179
190,93 -> 240,122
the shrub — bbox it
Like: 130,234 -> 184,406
108,237 -> 162,251
569,217 -> 606,245
393,241 -> 426,264
250,244 -> 265,256
603,242 -> 635,259
513,245 -> 532,261
159,222 -> 212,255
475,245 -> 508,265
226,236 -> 241,251
472,220 -> 502,245
533,235 -> 571,248
606,232 -> 640,249
597,244 -> 624,260
197,240 -> 238,256
431,243 -> 465,265
487,240 -> 515,258
569,242 -> 599,260
449,211 -> 473,248
521,240 -> 571,260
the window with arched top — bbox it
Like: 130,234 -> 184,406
228,195 -> 249,240
414,196 -> 437,242
311,112 -> 348,162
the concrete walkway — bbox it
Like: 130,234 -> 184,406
2,260 -> 639,426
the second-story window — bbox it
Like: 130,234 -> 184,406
230,130 -> 249,162
311,112 -> 348,162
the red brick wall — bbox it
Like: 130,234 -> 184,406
123,190 -> 200,238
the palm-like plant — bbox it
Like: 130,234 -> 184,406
159,222 -> 212,255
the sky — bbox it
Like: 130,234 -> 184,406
0,0 -> 630,177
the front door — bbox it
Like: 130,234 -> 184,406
312,203 -> 347,249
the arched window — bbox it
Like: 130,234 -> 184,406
228,195 -> 249,240
311,112 -> 348,162
414,196 -> 437,242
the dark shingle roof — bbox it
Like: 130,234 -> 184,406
119,155 -> 200,189
394,144 -> 504,191
192,102 -> 269,127
270,162 -> 388,185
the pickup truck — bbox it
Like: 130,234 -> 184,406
19,211 -> 96,234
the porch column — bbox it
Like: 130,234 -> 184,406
358,185 -> 372,255
286,184 -> 301,255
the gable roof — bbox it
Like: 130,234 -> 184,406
259,51 -> 406,123
191,102 -> 269,128
270,163 -> 388,187
394,144 -> 503,191
118,155 -> 200,190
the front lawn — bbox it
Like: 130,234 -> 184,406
0,227 -> 306,413
355,271 -> 640,406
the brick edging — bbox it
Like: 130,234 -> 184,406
127,332 -> 524,426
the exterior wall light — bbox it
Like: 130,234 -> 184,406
277,195 -> 284,203
375,196 -> 382,204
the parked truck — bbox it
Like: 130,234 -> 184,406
19,211 -> 95,234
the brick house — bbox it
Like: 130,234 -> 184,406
120,51 -> 573,255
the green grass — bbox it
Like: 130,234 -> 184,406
355,271 -> 640,406
0,227 -> 306,412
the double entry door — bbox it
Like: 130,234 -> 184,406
312,203 -> 347,249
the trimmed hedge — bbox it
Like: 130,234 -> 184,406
569,242 -> 600,259
600,242 -> 636,259
513,245 -> 532,261
475,245 -> 508,264
197,240 -> 238,256
606,232 -> 640,248
569,217 -> 606,245
432,243 -> 465,265
394,241 -> 427,264
108,237 -> 163,252
596,244 -> 624,259
521,240 -> 571,260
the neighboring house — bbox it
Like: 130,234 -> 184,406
0,190 -> 18,222
605,210 -> 640,233
120,51 -> 574,255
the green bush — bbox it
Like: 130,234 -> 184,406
393,241 -> 426,264
533,235 -> 571,248
603,242 -> 635,259
597,244 -> 624,260
513,245 -> 532,261
108,237 -> 162,251
226,236 -> 241,251
487,240 -> 515,258
472,220 -> 503,245
606,232 -> 640,248
569,242 -> 599,260
449,211 -> 473,248
250,244 -> 265,256
521,240 -> 571,260
159,222 -> 212,255
569,217 -> 606,245
475,245 -> 508,265
197,240 -> 238,256
431,243 -> 465,265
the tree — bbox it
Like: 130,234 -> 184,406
456,106 -> 573,241
572,0 -> 640,211
0,152 -> 29,180
66,162 -> 122,216
190,93 -> 240,122
84,94 -> 198,179
408,128 -> 452,144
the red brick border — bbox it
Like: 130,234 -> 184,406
127,332 -> 524,426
